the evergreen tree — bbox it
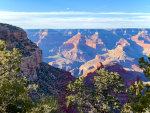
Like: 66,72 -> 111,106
138,55 -> 150,79
66,68 -> 124,113
31,96 -> 58,113
121,55 -> 150,113
0,40 -> 33,112
0,40 -> 58,113
121,81 -> 150,113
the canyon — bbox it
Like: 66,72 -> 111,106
0,23 -> 147,112
0,23 -> 74,97
26,29 -> 150,81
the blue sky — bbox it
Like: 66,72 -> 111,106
0,0 -> 150,29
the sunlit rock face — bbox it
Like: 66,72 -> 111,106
26,29 -> 150,80
83,62 -> 140,104
0,24 -> 75,107
0,23 -> 42,77
83,62 -> 139,86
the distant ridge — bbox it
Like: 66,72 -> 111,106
26,29 -> 150,81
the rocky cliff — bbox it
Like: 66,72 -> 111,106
0,23 -> 75,112
84,62 -> 139,86
0,23 -> 74,96
27,29 -> 150,80
0,23 -> 42,77
83,62 -> 139,104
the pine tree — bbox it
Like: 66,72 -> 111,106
0,40 -> 58,113
0,40 -> 33,112
121,55 -> 150,113
66,68 -> 124,113
138,55 -> 150,79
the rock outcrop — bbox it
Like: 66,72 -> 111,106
0,23 -> 75,112
83,62 -> 139,104
26,29 -> 150,80
0,23 -> 42,76
36,62 -> 74,95
84,62 -> 139,86
0,23 -> 74,94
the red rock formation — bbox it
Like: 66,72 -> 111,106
0,23 -> 76,112
36,29 -> 48,46
84,62 -> 140,104
36,62 -> 75,112
131,30 -> 150,56
26,29 -> 150,79
63,32 -> 81,49
21,48 -> 42,76
0,23 -> 42,76
84,62 -> 139,85
86,32 -> 104,48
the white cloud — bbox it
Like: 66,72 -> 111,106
136,15 -> 150,19
1,11 -> 150,16
0,11 -> 150,29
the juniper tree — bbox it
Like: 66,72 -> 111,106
66,68 -> 124,113
121,55 -> 150,113
0,40 -> 58,113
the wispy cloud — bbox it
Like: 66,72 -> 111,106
66,8 -> 70,10
136,15 -> 150,19
1,11 -> 150,15
0,11 -> 150,29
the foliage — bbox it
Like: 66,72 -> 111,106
31,96 -> 58,113
121,81 -> 150,113
143,105 -> 150,113
0,40 -> 33,112
138,55 -> 150,79
66,68 -> 124,113
66,77 -> 90,113
122,54 -> 150,113
0,40 -> 22,79
0,40 -> 58,113
94,68 -> 124,112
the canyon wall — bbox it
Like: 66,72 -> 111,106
26,29 -> 150,81
0,23 -> 74,97
0,23 -> 42,77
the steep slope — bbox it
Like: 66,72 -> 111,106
0,23 -> 42,76
84,62 -> 139,86
47,31 -> 107,76
83,62 -> 139,104
27,29 -> 150,80
25,29 -> 73,62
36,62 -> 74,95
79,38 -> 134,75
0,23 -> 74,98
131,30 -> 150,56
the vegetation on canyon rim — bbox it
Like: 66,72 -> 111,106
0,39 -> 149,113
66,69 -> 124,113
66,70 -> 150,113
0,40 -> 57,113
